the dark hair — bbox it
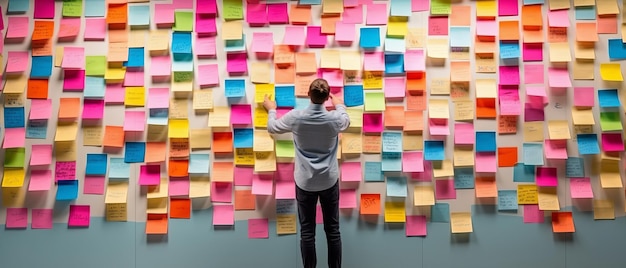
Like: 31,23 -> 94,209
308,78 -> 330,104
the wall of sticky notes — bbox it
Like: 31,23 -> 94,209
3,0 -> 626,267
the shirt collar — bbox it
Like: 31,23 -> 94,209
308,103 -> 325,110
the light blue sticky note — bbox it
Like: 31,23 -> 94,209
275,85 -> 296,107
381,152 -> 402,172
522,143 -> 544,166
84,77 -> 106,98
233,128 -> 254,148
577,134 -> 600,155
172,32 -> 192,55
360,28 -> 380,49
148,108 -> 169,126
450,27 -> 471,47
4,107 -> 25,128
500,42 -> 520,59
523,0 -> 544,4
566,157 -> 585,178
364,162 -> 384,182
129,5 -> 150,26
453,167 -> 474,189
126,48 -> 145,68
608,39 -> 626,60
26,120 -> 47,139
30,56 -> 53,78
424,140 -> 445,161
598,89 -> 620,108
384,53 -> 404,74
476,132 -> 496,152
124,142 -> 146,163
382,132 -> 403,153
575,6 -> 596,20
8,0 -> 29,12
171,54 -> 194,72
147,116 -> 168,126
84,0 -> 105,17
343,85 -> 364,107
86,154 -> 107,176
295,98 -> 310,110
56,180 -> 79,201
390,0 -> 411,17
513,163 -> 535,183
225,34 -> 246,53
386,176 -> 408,197
189,154 -> 210,174
109,158 -> 130,179
431,203 -> 450,223
224,79 -> 246,98
384,37 -> 406,54
497,190 -> 518,211
299,0 -> 321,4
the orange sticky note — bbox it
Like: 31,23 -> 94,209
212,162 -> 234,182
169,138 -> 190,158
213,132 -> 234,153
597,15 -> 617,34
103,126 -> 124,148
168,159 -> 189,177
384,106 -> 405,129
360,193 -> 381,215
321,15 -> 340,34
498,115 -> 518,134
404,110 -> 424,132
27,79 -> 49,99
406,92 -> 426,111
450,5 -> 471,26
58,98 -> 81,119
169,199 -> 191,219
499,21 -> 520,41
521,5 -> 542,29
295,73 -> 317,96
106,4 -> 128,25
551,211 -> 575,233
497,147 -> 518,167
476,98 -> 496,118
274,45 -> 295,65
32,21 -> 55,41
295,52 -> 317,73
290,4 -> 311,25
274,64 -> 295,84
145,142 -> 167,163
146,214 -> 168,234
576,22 -> 598,42
475,177 -> 497,198
235,189 -> 256,210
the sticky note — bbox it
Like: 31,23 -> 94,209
5,208 -> 28,229
56,180 -> 79,200
551,212 -> 575,233
124,142 -> 145,163
475,132 -> 496,152
498,190 -> 519,211
360,28 -> 380,48
86,154 -> 107,176
424,140 -> 445,161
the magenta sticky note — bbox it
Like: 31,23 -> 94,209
169,177 -> 190,197
522,43 -> 543,61
601,133 -> 624,152
213,205 -> 234,226
62,47 -> 85,70
405,49 -> 426,72
234,167 -> 254,186
197,0 -> 217,14
406,215 -> 427,236
252,173 -> 274,196
316,204 -> 323,224
197,64 -> 219,87
31,208 -> 53,229
476,19 -> 497,36
428,16 -> 449,36
339,188 -> 357,208
343,6 -> 363,24
412,0 -> 429,12
82,99 -> 105,120
139,165 -> 160,186
499,66 -> 520,85
247,2 -> 268,25
68,205 -> 90,227
230,104 -> 252,125
536,167 -> 558,187
30,99 -> 52,120
283,26 -> 306,46
341,162 -> 362,182
267,3 -> 289,24
34,0 -> 55,19
248,218 -> 269,239
28,170 -> 52,191
105,83 -> 125,104
211,182 -> 233,203
6,208 -> 28,229
3,128 -> 26,148
435,179 -> 456,200
148,88 -> 170,109
524,64 -> 544,84
275,180 -> 295,199
574,87 -> 594,107
84,18 -> 106,41
306,26 -> 327,48
570,178 -> 594,199
548,67 -> 572,88
83,176 -> 106,195
363,51 -> 385,71
524,103 -> 545,122
402,151 -> 424,172
123,70 -> 145,87
251,32 -> 274,54
366,3 -> 387,25
30,144 -> 53,166
429,118 -> 449,136
227,53 -> 248,73
6,51 -> 29,73
196,13 -> 217,35
196,35 -> 217,57
63,70 -> 85,91
55,161 -> 76,182
475,152 -> 497,173
523,205 -> 544,223
498,0 -> 518,16
363,113 -> 383,133
544,140 -> 568,159
454,123 -> 475,145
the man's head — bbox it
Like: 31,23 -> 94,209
308,78 -> 330,104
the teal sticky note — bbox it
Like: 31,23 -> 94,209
275,85 -> 296,107
577,134 -> 600,155
124,142 -> 145,163
26,120 -> 48,139
364,162 -> 384,182
84,0 -> 105,17
382,132 -> 403,153
126,48 -> 145,67
566,157 -> 585,178
384,54 -> 404,74
431,203 -> 450,223
453,167 -> 474,189
360,28 -> 380,49
381,152 -> 402,172
522,143 -> 544,166
225,79 -> 246,98
109,158 -> 130,179
4,148 -> 26,168
8,0 -> 30,12
450,27 -> 471,47
513,163 -> 535,183
189,154 -> 210,174
56,180 -> 79,200
476,132 -> 496,152
598,89 -> 620,108
233,128 -> 253,148
225,34 -> 246,53
497,190 -> 518,211
386,176 -> 408,197
575,6 -> 595,20
172,54 -> 194,72
390,0 -> 411,17
424,140 -> 445,161
86,154 -> 107,175
172,32 -> 192,55
129,5 -> 150,26
173,11 -> 193,32
84,77 -> 105,98
30,56 -> 53,78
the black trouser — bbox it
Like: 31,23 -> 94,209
296,181 -> 342,268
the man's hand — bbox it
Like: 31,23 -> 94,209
263,94 -> 277,111
330,94 -> 344,106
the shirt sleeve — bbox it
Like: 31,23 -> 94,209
333,104 -> 351,132
267,109 -> 296,134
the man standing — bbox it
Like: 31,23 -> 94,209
263,78 -> 350,268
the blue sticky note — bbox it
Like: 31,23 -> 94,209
360,28 -> 380,49
453,167 -> 474,189
384,37 -> 406,53
109,158 -> 130,179
608,39 -> 626,60
598,89 -> 620,108
381,152 -> 402,172
295,98 -> 310,110
126,48 -> 145,68
4,107 -> 25,128
513,163 -> 535,183
450,27 -> 471,47
26,120 -> 47,139
86,154 -> 107,175
172,32 -> 192,55
475,132 -> 496,152
225,34 -> 246,53
431,203 -> 450,223
424,140 -> 445,161
364,162 -> 384,182
382,132 -> 403,153
224,79 -> 246,98
124,142 -> 146,163
500,42 -> 520,59
8,0 -> 29,12
384,54 -> 404,74
343,85 -> 364,107
189,154 -> 211,174
84,77 -> 106,98
566,157 -> 585,178
522,143 -> 544,166
233,128 -> 254,148
56,180 -> 79,201
386,176 -> 408,197
84,0 -> 106,17
275,85 -> 296,107
575,6 -> 596,20
497,190 -> 518,211
30,56 -> 53,78
577,134 -> 600,155
128,5 -> 150,26
390,0 -> 411,16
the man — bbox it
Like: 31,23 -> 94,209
263,78 -> 350,268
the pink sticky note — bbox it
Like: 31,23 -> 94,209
275,180 -> 295,199
499,95 -> 521,116
525,86 -> 546,97
123,70 -> 145,87
429,119 -> 449,136
276,108 -> 291,119
230,104 -> 253,125
197,64 -> 219,87
411,161 -> 433,182
523,43 -> 543,61
499,66 -> 520,85
476,19 -> 497,36
524,64 -> 544,84
148,88 -> 170,109
536,167 -> 558,187
196,35 -> 217,57
284,26 -> 306,46
335,22 -> 355,43
498,0 -> 518,16
247,2 -> 268,25
62,47 -> 85,69
82,99 -> 105,120
544,140 -> 568,159
227,53 -> 248,73
30,99 -> 52,120
6,51 -> 29,73
363,52 -> 385,71
341,162 -> 362,182
6,17 -> 29,39
211,182 -> 233,203
267,3 -> 289,24
384,77 -> 406,98
84,18 -> 106,41
31,209 -> 53,229
29,170 -> 52,191
173,0 -> 193,9
252,173 -> 274,196
342,6 -> 363,24
275,163 -> 294,181
139,165 -> 160,186
548,67 -> 572,88
405,50 -> 426,72
435,179 -> 456,200
251,32 -> 274,53
105,84 -> 125,104
344,0 -> 359,7
323,70 -> 344,88
570,178 -> 594,199
548,10 -> 570,27
83,176 -> 106,195
197,0 -> 217,15
63,70 -> 85,91
601,133 -> 624,152
363,113 -> 384,133
150,56 -> 172,77
574,87 -> 594,107
316,204 -> 323,224
475,152 -> 497,173
523,204 -> 544,223
403,151 -> 424,172
6,208 -> 28,229
406,215 -> 427,236
454,123 -> 475,145
213,205 -> 234,226
169,177 -> 190,197
3,128 -> 26,148
234,167 -> 254,186
68,205 -> 90,227
55,161 -> 76,181
196,14 -> 217,36
597,15 -> 617,34
339,189 -> 357,208
248,218 -> 269,239
31,144 -> 53,166
124,111 -> 146,131
34,0 -> 55,19
428,16 -> 449,36
306,26 -> 327,48
366,3 -> 387,25
154,4 -> 175,26
412,0 -> 429,12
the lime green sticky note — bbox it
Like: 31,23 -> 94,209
62,0 -> 83,17
86,56 -> 107,76
364,91 -> 385,112
275,140 -> 296,158
600,112 -> 623,131
430,0 -> 451,15
4,148 -> 25,168
173,11 -> 193,32
223,0 -> 244,20
174,72 -> 193,82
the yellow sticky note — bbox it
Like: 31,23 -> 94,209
517,184 -> 538,204
221,21 -> 243,40
254,131 -> 274,152
190,129 -> 212,149
433,160 -> 454,177
251,62 -> 272,84
321,49 -> 341,69
363,71 -> 383,89
403,132 -> 423,151
596,0 -> 619,15
146,197 -> 168,214
413,186 -> 435,206
453,147 -> 475,167
106,203 -> 128,222
593,199 -> 615,220
428,99 -> 450,119
549,42 -> 572,62
105,181 -> 129,204
476,0 -> 496,18
406,28 -> 426,48
149,30 -> 169,52
147,178 -> 168,199
346,108 -> 363,129
255,84 -> 275,103
387,20 -> 408,37
538,187 -> 560,211
523,121 -> 544,142
548,120 -> 571,140
193,89 -> 214,110
571,108 -> 595,125
235,148 -> 255,166
475,79 -> 497,98
55,122 -> 79,142
600,63 -> 624,81
254,151 -> 276,172
2,169 -> 25,188
450,212 -> 473,233
427,38 -> 449,59
430,78 -> 451,95
125,86 -> 145,107
55,46 -> 65,67
208,106 -> 231,127
254,106 -> 269,128
169,98 -> 189,119
454,99 -> 475,121
3,75 -> 28,94
340,51 -> 361,71
600,159 -> 623,188
276,214 -> 297,234
105,65 -> 126,81
384,201 -> 406,223
341,132 -> 362,154
54,141 -> 77,161
322,0 -> 343,14
189,176 -> 211,198
168,119 -> 189,138
549,0 -> 570,10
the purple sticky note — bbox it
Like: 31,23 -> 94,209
83,176 -> 106,195
34,0 -> 55,19
406,215 -> 427,236
6,208 -> 28,229
31,208 -> 53,229
226,53 -> 248,73
248,218 -> 269,239
536,167 -> 558,187
211,182 -> 233,203
234,167 -> 254,186
435,179 -> 456,200
306,26 -> 327,48
63,70 -> 85,91
139,165 -> 160,186
68,205 -> 90,227
601,133 -> 624,152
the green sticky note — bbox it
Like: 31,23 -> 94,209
86,56 -> 107,76
4,148 -> 26,168
364,91 -> 385,112
173,11 -> 194,32
223,0 -> 244,20
430,0 -> 451,15
275,140 -> 295,158
62,0 -> 83,17
600,112 -> 623,131
174,72 -> 193,82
